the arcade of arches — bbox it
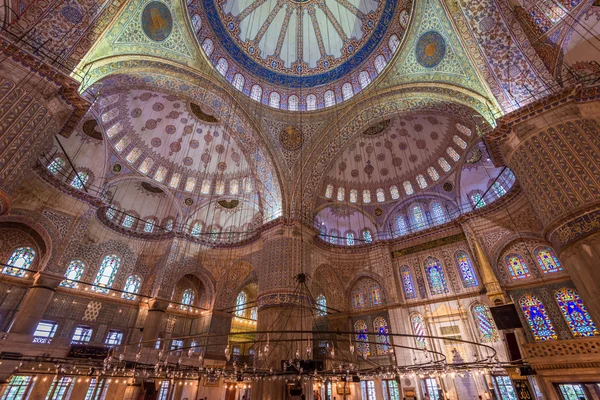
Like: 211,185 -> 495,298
0,0 -> 600,398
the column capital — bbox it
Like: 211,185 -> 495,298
147,298 -> 170,312
32,271 -> 64,290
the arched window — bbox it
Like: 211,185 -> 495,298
144,219 -> 155,233
192,14 -> 201,32
346,231 -> 355,246
191,222 -> 203,236
164,219 -> 174,231
154,166 -> 167,182
506,254 -> 531,280
446,147 -> 460,161
202,39 -> 214,56
430,201 -> 446,224
438,157 -> 451,172
61,260 -> 84,288
269,92 -> 280,108
250,306 -> 257,320
325,184 -> 333,198
455,251 -> 478,287
216,58 -> 228,76
519,294 -> 557,341
244,177 -> 253,193
376,188 -> 385,202
374,55 -> 386,73
362,190 -> 371,203
492,182 -> 507,197
210,226 -> 220,241
93,255 -> 121,293
555,288 -> 599,338
122,215 -> 134,228
3,247 -> 35,277
534,246 -> 563,274
201,179 -> 211,194
250,85 -> 262,102
390,185 -> 400,200
106,122 -> 122,138
48,157 -> 65,174
472,303 -> 499,343
424,257 -> 448,295
324,90 -> 335,107
232,73 -> 245,91
115,136 -> 130,152
403,181 -> 414,195
306,94 -> 317,111
352,287 -> 365,308
215,180 -> 225,195
181,288 -> 195,310
316,294 -> 327,316
388,34 -> 400,52
185,177 -> 196,192
288,95 -> 298,111
374,317 -> 390,354
416,174 -> 427,189
70,172 -> 89,189
400,265 -> 416,299
106,207 -> 116,220
396,215 -> 408,236
337,187 -> 345,201
342,83 -> 354,100
354,320 -> 370,357
410,204 -> 426,229
370,284 -> 382,305
453,135 -> 467,149
358,71 -> 371,89
349,189 -> 358,203
139,157 -> 153,174
230,179 -> 239,195
329,229 -> 340,245
169,173 -> 181,188
362,229 -> 373,243
122,275 -> 141,300
427,166 -> 440,181
471,192 -> 485,208
126,148 -> 141,163
456,123 -> 472,136
411,313 -> 428,349
235,292 -> 246,317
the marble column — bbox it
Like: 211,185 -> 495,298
141,298 -> 169,347
8,272 -> 63,335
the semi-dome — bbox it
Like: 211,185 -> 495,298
187,0 -> 413,110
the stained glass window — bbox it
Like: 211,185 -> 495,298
93,255 -> 120,293
215,180 -> 225,195
165,219 -> 174,231
555,288 -> 599,337
431,201 -> 446,224
472,303 -> 499,343
471,192 -> 485,208
153,166 -> 167,184
269,92 -> 280,108
244,178 -> 253,193
288,95 -> 298,111
139,157 -> 153,174
400,265 -> 416,299
316,294 -> 327,316
230,179 -> 239,195
352,288 -> 365,309
455,251 -> 478,287
306,94 -> 317,111
453,135 -> 467,149
389,34 -> 400,52
346,231 -> 355,246
342,83 -> 354,100
506,254 -> 531,280
48,157 -> 65,174
181,288 -> 194,310
376,188 -> 385,202
446,147 -> 460,161
185,177 -> 196,192
438,157 -> 451,172
374,317 -> 390,354
323,184 -> 333,198
534,246 -> 563,273
363,190 -> 371,203
558,384 -> 587,400
324,90 -> 336,107
122,215 -> 134,228
169,173 -> 181,188
370,284 -> 382,305
202,38 -> 214,56
210,226 -> 220,241
232,73 -> 244,91
61,260 -> 84,288
216,58 -> 228,76
144,220 -> 155,233
126,147 -> 141,163
250,85 -> 262,101
349,189 -> 358,203
375,55 -> 387,73
70,172 -> 89,189
410,204 -> 426,230
354,320 -> 370,356
390,185 -> 400,199
424,257 -> 448,295
362,230 -> 373,243
492,182 -> 506,197
493,376 -> 517,400
3,247 -> 35,277
106,207 -> 116,220
403,181 -> 414,195
192,14 -> 201,31
115,137 -> 130,152
416,174 -> 427,189
411,313 -> 428,349
428,166 -> 440,181
359,71 -> 371,88
106,121 -> 122,138
122,275 -> 141,300
3,375 -> 32,399
201,179 -> 211,194
519,294 -> 557,341
396,215 -> 408,236
191,222 -> 203,237
235,292 -> 246,317
337,187 -> 345,201
456,123 -> 472,136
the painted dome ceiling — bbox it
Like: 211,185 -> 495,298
322,114 -> 474,202
187,0 -> 413,110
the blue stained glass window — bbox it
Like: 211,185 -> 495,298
396,215 -> 408,236
3,247 -> 35,277
122,275 -> 141,300
472,303 -> 499,343
506,254 -> 531,280
471,192 -> 485,208
122,215 -> 134,228
363,230 -> 373,243
431,201 -> 446,224
455,251 -> 478,287
400,265 -> 416,299
374,317 -> 390,355
354,320 -> 370,356
144,220 -> 155,233
424,257 -> 448,295
61,260 -> 84,288
235,292 -> 246,317
411,313 -> 428,349
492,182 -> 506,197
411,204 -> 426,230
555,288 -> 599,338
329,229 -> 339,245
191,222 -> 202,237
70,172 -> 89,189
48,157 -> 65,174
519,294 -> 557,341
346,232 -> 355,246
316,294 -> 327,316
534,247 -> 563,274
93,255 -> 120,293
352,288 -> 365,309
181,288 -> 194,310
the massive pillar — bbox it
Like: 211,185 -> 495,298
141,299 -> 169,347
486,89 -> 600,321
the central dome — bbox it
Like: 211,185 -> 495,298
188,0 -> 412,110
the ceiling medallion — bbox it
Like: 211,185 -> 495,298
415,31 -> 446,68
189,102 -> 219,123
362,119 -> 391,136
218,199 -> 240,209
279,125 -> 304,151
141,1 -> 173,42
184,198 -> 194,206
112,164 -> 122,173
443,182 -> 453,192
82,119 -> 103,140
374,208 -> 383,217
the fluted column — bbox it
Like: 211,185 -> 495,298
486,90 -> 600,321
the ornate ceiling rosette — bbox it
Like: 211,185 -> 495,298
187,0 -> 413,110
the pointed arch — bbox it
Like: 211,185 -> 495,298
424,257 -> 448,295
555,288 -> 599,338
61,260 -> 85,288
506,254 -> 531,280
3,247 -> 36,277
93,255 -> 121,293
534,246 -> 563,274
519,294 -> 557,341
